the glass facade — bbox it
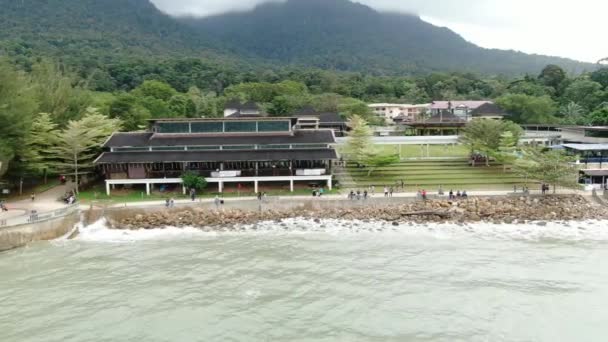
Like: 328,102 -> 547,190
151,147 -> 186,151
187,146 -> 221,151
114,147 -> 150,152
157,122 -> 190,133
191,122 -> 223,133
258,120 -> 291,132
258,144 -> 291,150
292,144 -> 329,149
222,145 -> 256,150
224,121 -> 258,133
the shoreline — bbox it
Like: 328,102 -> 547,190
103,195 -> 607,230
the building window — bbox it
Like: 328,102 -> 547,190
225,121 -> 257,133
222,145 -> 256,150
151,146 -> 186,151
188,146 -> 221,151
258,144 -> 290,149
191,122 -> 223,133
114,147 -> 150,152
258,120 -> 291,132
157,123 -> 190,133
292,144 -> 329,149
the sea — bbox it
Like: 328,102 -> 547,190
2,219 -> 608,342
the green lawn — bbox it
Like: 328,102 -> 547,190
78,184 -> 339,204
377,144 -> 469,159
338,159 -> 533,191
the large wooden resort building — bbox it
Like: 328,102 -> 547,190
95,117 -> 338,196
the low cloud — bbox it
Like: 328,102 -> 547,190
150,0 -> 607,62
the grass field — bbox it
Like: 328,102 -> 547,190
337,159 -> 533,191
374,144 -> 469,159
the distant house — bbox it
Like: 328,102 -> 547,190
369,103 -> 430,124
430,101 -> 492,121
469,102 -> 508,120
408,111 -> 468,136
293,106 -> 348,137
224,100 -> 262,117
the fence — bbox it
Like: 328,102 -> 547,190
0,204 -> 80,228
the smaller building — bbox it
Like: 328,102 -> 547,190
408,111 -> 467,136
469,102 -> 508,120
369,103 -> 430,124
292,107 -> 348,137
224,100 -> 262,117
430,101 -> 492,121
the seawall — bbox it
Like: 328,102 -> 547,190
0,211 -> 80,252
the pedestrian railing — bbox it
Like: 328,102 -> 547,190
0,204 -> 80,228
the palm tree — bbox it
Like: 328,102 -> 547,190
559,102 -> 584,123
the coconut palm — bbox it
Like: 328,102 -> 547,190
559,102 -> 584,123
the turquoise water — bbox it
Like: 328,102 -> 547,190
2,219 -> 608,341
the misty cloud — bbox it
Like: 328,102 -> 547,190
150,0 -> 607,62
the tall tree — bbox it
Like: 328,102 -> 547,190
539,64 -> 566,89
514,148 -> 578,193
344,115 -> 373,165
18,113 -> 60,183
54,109 -> 122,193
0,59 -> 38,176
361,149 -> 399,177
461,120 -> 522,166
559,102 -> 585,123
496,94 -> 557,124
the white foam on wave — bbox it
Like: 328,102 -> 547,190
73,218 -> 608,243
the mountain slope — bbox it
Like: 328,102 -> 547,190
183,0 -> 592,75
0,0 -> 213,58
0,0 -> 593,76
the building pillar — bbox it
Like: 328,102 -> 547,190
182,186 -> 187,195
106,182 -> 111,196
218,182 -> 224,193
254,180 -> 259,194
146,183 -> 151,196
290,180 -> 294,192
255,162 -> 259,176
327,178 -> 333,190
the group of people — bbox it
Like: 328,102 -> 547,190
311,188 -> 325,197
348,190 -> 369,201
448,190 -> 468,200
62,191 -> 76,204
541,184 -> 550,195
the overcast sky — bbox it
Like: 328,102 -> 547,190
150,0 -> 607,63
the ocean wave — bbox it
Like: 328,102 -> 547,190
72,218 -> 608,243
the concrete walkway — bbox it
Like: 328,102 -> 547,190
96,188 -> 584,210
0,183 -> 71,220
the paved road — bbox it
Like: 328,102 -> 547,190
0,183 -> 71,220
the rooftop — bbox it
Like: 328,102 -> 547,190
104,130 -> 336,148
95,149 -> 338,164
562,144 -> 608,151
470,102 -> 507,117
431,101 -> 491,110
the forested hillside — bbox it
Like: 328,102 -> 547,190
183,0 -> 593,75
0,0 -> 594,76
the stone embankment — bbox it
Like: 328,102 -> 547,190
105,195 -> 607,230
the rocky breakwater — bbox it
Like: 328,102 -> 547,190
106,195 -> 607,230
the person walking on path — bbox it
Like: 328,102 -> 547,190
363,190 -> 368,200
214,196 -> 220,209
190,188 -> 196,201
371,185 -> 375,196
422,189 -> 427,201
31,193 -> 36,202
384,186 -> 389,197
319,188 -> 325,197
389,187 -> 394,198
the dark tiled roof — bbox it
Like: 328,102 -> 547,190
224,99 -> 242,109
241,101 -> 259,111
104,132 -> 153,147
293,106 -> 318,115
470,103 -> 507,117
425,112 -> 467,124
226,111 -> 263,118
96,149 -> 338,164
319,113 -> 345,124
105,130 -> 336,147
